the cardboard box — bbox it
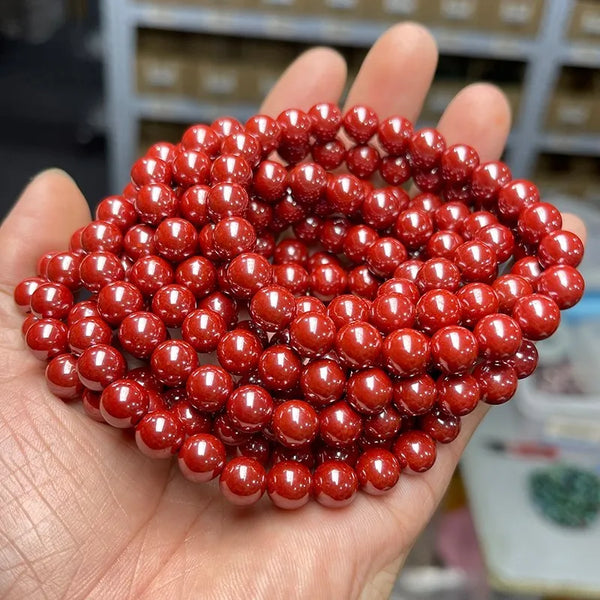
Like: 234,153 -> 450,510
478,0 -> 544,36
196,60 -> 246,101
430,0 -> 480,28
569,0 -> 600,42
546,93 -> 595,133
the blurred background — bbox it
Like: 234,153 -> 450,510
2,1 -> 600,599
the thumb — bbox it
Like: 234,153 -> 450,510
0,169 -> 92,288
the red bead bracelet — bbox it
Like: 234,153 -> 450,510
15,104 -> 585,510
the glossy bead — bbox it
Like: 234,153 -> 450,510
135,183 -> 178,226
47,252 -> 82,290
287,162 -> 327,204
258,345 -> 302,392
474,313 -> 522,360
211,115 -> 243,137
456,283 -> 499,328
347,265 -> 380,300
172,149 -> 211,187
309,263 -> 347,302
365,237 -> 407,278
441,143 -> 479,184
295,295 -> 326,315
380,155 -> 411,185
416,257 -> 461,293
325,173 -> 364,214
383,328 -> 430,377
135,410 -> 184,458
434,201 -> 471,232
66,300 -> 100,326
267,461 -> 312,510
235,436 -> 271,466
345,144 -> 380,178
68,316 -> 112,355
343,105 -> 378,144
131,156 -> 171,187
335,321 -> 382,368
77,344 -> 127,391
82,389 -> 104,422
45,353 -> 83,401
416,289 -> 462,334
186,364 -> 233,413
454,240 -> 498,284
497,179 -> 539,223
471,161 -> 512,206
313,461 -> 358,508
272,400 -> 318,448
361,188 -> 407,230
220,457 -> 266,506
318,401 -> 362,447
198,292 -> 238,329
289,311 -> 336,358
227,252 -> 272,299
221,132 -> 261,167
245,114 -> 282,156
226,385 -> 274,433
394,209 -> 434,250
508,339 -> 539,379
272,264 -> 309,295
312,138 -> 346,170
178,433 -> 226,483
363,405 -> 403,441
21,314 -> 39,336
217,329 -> 262,376
96,281 -> 143,326
212,217 -> 255,260
369,293 -> 415,334
378,277 -> 420,303
512,294 -> 560,340
461,211 -> 498,240
153,218 -> 197,263
325,294 -> 371,332
418,406 -> 461,444
206,182 -> 249,221
409,128 -> 445,169
300,359 -> 346,407
346,368 -> 393,415
175,256 -> 217,299
151,284 -> 196,328
125,366 -> 163,393
356,449 -> 400,495
81,220 -> 123,254
492,274 -> 533,313
277,108 -> 312,144
181,123 -> 220,156
96,195 -> 138,231
378,115 -> 413,153
99,380 -> 148,428
253,160 -> 287,203
473,362 -> 518,405
392,373 -> 437,416
426,230 -> 464,260
123,224 -> 155,260
118,311 -> 167,359
30,282 -> 73,320
538,230 -> 584,268
249,285 -> 295,332
437,373 -> 480,416
393,431 -> 437,472
430,326 -> 478,374
342,225 -> 378,265
536,265 -> 585,309
13,277 -> 44,312
518,202 -> 562,245
150,340 -> 198,387
129,255 -> 173,297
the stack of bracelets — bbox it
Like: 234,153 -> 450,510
14,103 -> 585,510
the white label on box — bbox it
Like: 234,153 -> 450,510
440,0 -> 476,20
581,12 -> 600,36
143,64 -> 178,88
557,103 -> 591,126
499,2 -> 533,25
326,0 -> 358,9
203,72 -> 238,95
383,0 -> 417,15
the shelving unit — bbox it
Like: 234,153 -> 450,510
101,0 -> 600,193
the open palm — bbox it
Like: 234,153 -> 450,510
0,24 -> 586,600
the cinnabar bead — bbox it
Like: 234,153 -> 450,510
198,292 -> 238,329
416,257 -> 461,293
366,237 -> 407,278
272,263 -> 309,295
154,217 -> 198,263
267,461 -> 312,510
508,339 -> 538,379
356,448 -> 400,495
418,406 -> 461,444
227,252 -> 272,299
226,385 -> 274,433
47,252 -> 82,290
150,340 -> 198,388
363,405 -> 403,441
220,457 -> 266,506
393,373 -> 437,416
343,105 -> 378,144
135,410 -> 184,458
335,321 -> 382,368
245,114 -> 281,156
77,344 -> 127,391
235,436 -> 271,466
289,311 -> 336,358
474,313 -> 522,359
178,433 -> 226,483
378,115 -> 413,154
129,255 -> 173,297
378,278 -> 420,304
536,265 -> 585,309
441,144 -> 479,184
393,431 -> 437,472
470,161 -> 512,206
383,328 -> 430,377
454,240 -> 498,284
118,311 -> 167,359
250,284 -> 296,331
45,353 -> 83,401
512,294 -> 561,341
151,284 -> 196,328
135,183 -> 178,226
97,281 -> 143,326
348,265 -> 380,300
100,380 -> 148,428
308,102 -> 342,142
96,195 -> 138,232
430,326 -> 478,374
272,400 -> 318,448
492,274 -> 533,313
426,230 -> 464,260
416,289 -> 462,334
346,368 -> 393,415
30,282 -> 73,320
295,295 -> 326,315
312,461 -> 358,508
537,230 -> 584,268
258,345 -> 302,392
69,316 -> 113,355
437,373 -> 480,416
217,329 -> 262,376
497,179 -> 539,223
473,362 -> 518,405
186,364 -> 233,413
517,202 -> 562,245
394,209 -> 434,250
312,139 -> 346,170
123,224 -> 155,260
300,359 -> 346,408
181,124 -> 220,156
13,277 -> 44,312
456,283 -> 499,328
409,128 -> 446,169
369,293 -> 415,334
309,262 -> 348,301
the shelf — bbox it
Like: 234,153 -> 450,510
136,95 -> 258,123
562,44 -> 600,68
132,3 -> 535,60
540,133 -> 600,156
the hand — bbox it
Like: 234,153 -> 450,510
0,24 -> 586,600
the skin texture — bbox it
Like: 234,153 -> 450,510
0,23 -> 586,600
